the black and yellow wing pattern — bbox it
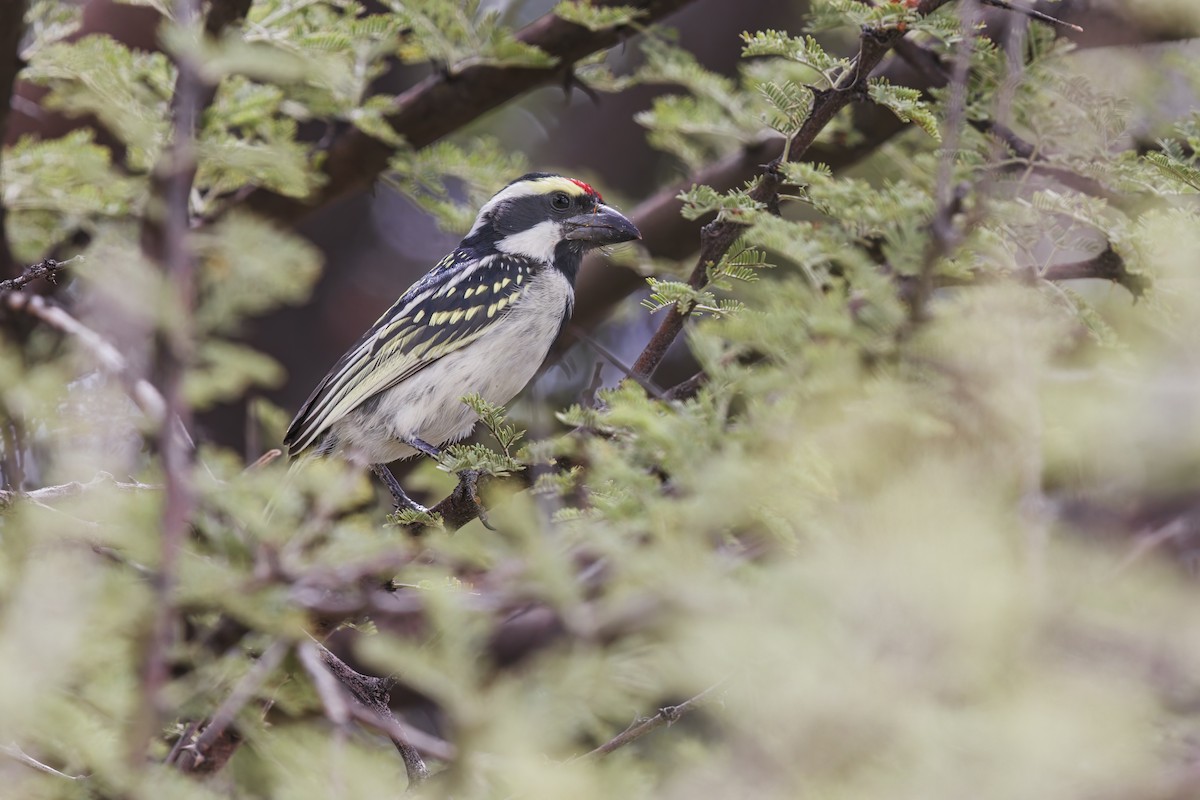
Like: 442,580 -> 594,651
284,250 -> 536,455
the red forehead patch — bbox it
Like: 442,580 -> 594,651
569,178 -> 602,202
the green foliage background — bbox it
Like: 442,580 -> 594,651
3,0 -> 1200,797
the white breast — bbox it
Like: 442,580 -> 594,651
331,268 -> 573,466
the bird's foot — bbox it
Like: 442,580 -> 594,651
404,436 -> 442,460
370,463 -> 428,514
454,469 -> 496,531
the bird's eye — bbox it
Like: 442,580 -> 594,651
549,192 -> 572,212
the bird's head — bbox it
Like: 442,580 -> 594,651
461,173 -> 641,278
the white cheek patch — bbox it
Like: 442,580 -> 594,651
496,220 -> 562,263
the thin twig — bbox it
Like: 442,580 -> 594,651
568,325 -> 664,398
580,679 -> 728,758
0,471 -> 158,510
0,742 -> 85,781
0,257 -> 74,294
910,0 -> 980,325
980,0 -> 1083,31
1,290 -> 167,422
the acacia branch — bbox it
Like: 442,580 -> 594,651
629,0 -> 955,381
0,257 -> 69,294
241,0 -> 697,224
303,639 -> 432,785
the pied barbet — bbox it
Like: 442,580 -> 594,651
284,173 -> 641,513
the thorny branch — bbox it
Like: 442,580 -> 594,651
303,639 -> 431,786
629,0 -> 956,382
581,679 -> 728,758
0,258 -> 69,294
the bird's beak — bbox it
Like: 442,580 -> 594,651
563,204 -> 641,245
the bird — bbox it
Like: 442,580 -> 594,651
284,172 -> 641,514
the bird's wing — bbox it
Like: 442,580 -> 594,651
284,251 -> 535,456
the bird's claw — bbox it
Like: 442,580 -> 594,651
455,469 -> 496,531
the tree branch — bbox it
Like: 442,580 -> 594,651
240,0 -> 698,224
303,639 -> 432,785
580,679 -> 727,758
0,471 -> 158,511
0,742 -> 85,781
0,257 -> 67,295
629,0 -> 955,381
135,0 -> 206,762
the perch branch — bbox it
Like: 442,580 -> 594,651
0,258 -> 71,294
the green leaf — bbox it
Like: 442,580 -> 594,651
677,184 -> 765,222
868,79 -> 941,141
740,30 -> 846,86
193,213 -> 324,334
387,137 -> 529,234
385,0 -> 555,71
553,2 -> 644,31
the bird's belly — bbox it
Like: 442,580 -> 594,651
332,272 -> 571,465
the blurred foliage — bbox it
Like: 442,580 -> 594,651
4,1 -> 1200,799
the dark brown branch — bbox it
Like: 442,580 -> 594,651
1040,245 -> 1147,299
0,258 -> 70,295
241,0 -> 698,224
306,640 -> 431,785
